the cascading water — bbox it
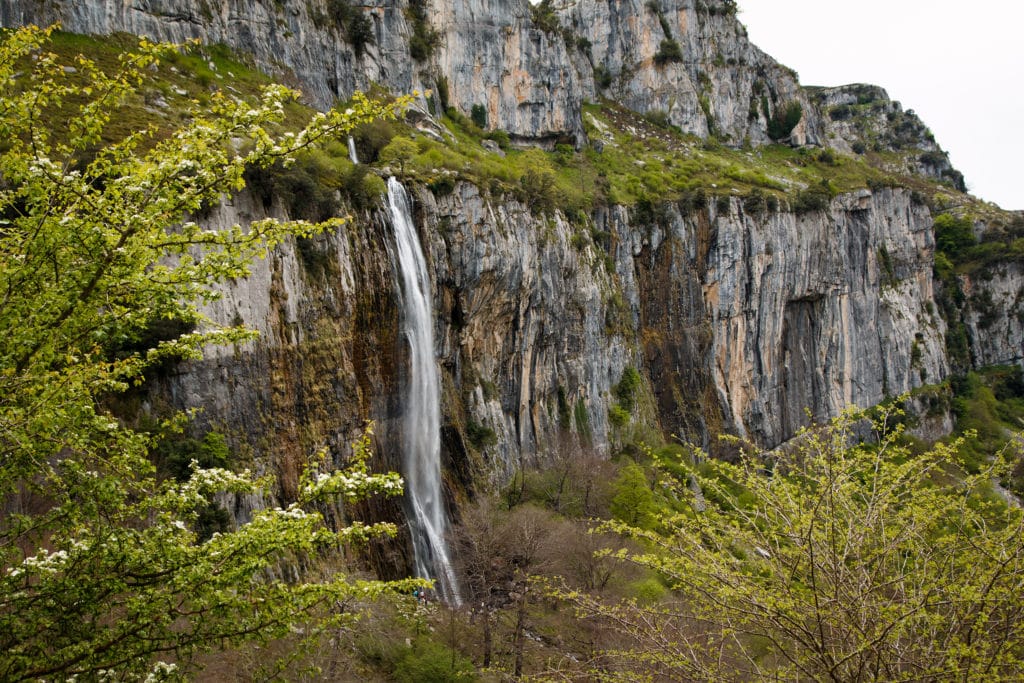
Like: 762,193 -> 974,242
385,177 -> 462,605
347,136 -> 359,164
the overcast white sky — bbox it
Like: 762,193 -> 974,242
737,1 -> 1024,210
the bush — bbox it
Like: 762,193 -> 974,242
609,404 -> 630,428
572,406 -> 1024,680
325,0 -> 375,57
609,462 -> 656,528
594,64 -> 613,89
346,12 -> 375,57
530,0 -> 560,34
519,167 -> 558,214
470,103 -> 488,129
654,38 -> 683,65
766,100 -> 803,141
485,128 -> 510,149
155,431 -> 231,483
352,118 -> 399,162
341,164 -> 386,209
743,189 -> 769,214
407,0 -> 439,61
392,640 -> 475,683
791,180 -> 833,214
428,175 -> 456,196
828,104 -> 853,121
466,420 -> 498,450
242,153 -> 341,222
378,135 -> 419,174
934,213 -> 975,256
642,109 -> 672,129
615,366 -> 643,412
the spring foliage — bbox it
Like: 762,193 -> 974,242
0,26 -> 419,681
560,407 -> 1024,681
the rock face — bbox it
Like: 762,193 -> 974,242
0,0 -> 396,109
961,263 -> 1024,368
161,182 -> 947,495
0,0 -> 585,142
807,84 -> 964,188
4,0 -> 1019,580
2,0 -> 950,157
557,0 -> 819,145
434,0 -> 586,144
606,187 -> 947,448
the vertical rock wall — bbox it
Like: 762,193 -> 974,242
161,184 -> 948,491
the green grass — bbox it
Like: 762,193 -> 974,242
372,100 -> 930,216
29,32 -> 309,149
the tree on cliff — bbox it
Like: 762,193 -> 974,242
0,26 -> 419,680
558,407 -> 1024,681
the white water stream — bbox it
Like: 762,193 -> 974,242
385,177 -> 462,605
347,136 -> 359,164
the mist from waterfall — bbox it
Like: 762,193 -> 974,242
385,177 -> 462,605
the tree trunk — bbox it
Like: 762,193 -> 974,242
482,607 -> 492,669
513,591 -> 527,678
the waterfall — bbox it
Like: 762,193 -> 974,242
385,177 -> 462,605
347,136 -> 359,164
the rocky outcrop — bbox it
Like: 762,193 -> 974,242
161,182 -> 947,492
434,0 -> 586,144
557,0 -> 820,144
2,0 -> 963,163
807,84 -> 964,188
0,0 -> 585,142
607,186 -> 947,447
0,0 -> 396,109
961,263 -> 1024,368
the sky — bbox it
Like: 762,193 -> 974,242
736,0 -> 1024,210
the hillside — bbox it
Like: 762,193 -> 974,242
1,1 -> 1024,679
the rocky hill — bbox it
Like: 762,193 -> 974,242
2,0 -> 1020,548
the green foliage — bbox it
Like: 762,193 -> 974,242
593,64 -> 613,90
574,399 -> 592,441
470,103 -> 488,129
530,0 -> 561,34
466,420 -> 498,450
378,135 -> 419,174
352,117 -> 400,163
609,462 -> 656,528
642,109 -> 673,130
519,166 -> 559,214
791,181 -> 833,213
485,128 -> 510,149
243,151 -> 343,221
0,27 -> 418,680
428,174 -> 456,196
340,163 -> 387,209
577,407 -> 1024,680
326,0 -> 375,57
407,0 -> 440,61
392,639 -> 476,682
653,38 -> 683,65
934,212 -> 976,255
950,367 -> 1024,478
766,100 -> 803,141
614,366 -> 643,413
608,403 -> 630,428
156,430 -> 231,482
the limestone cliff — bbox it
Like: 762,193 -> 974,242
0,0 -> 585,142
1,0 -> 1017,509
157,179 -> 947,503
1,0 -> 954,160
